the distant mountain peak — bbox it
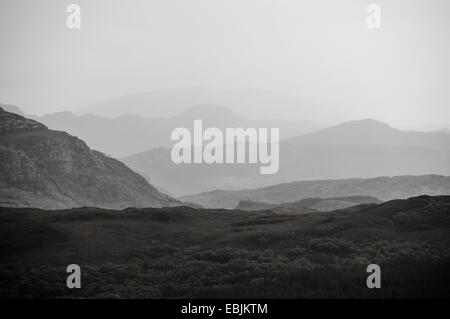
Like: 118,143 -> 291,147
172,103 -> 243,122
331,118 -> 394,131
178,103 -> 236,114
41,111 -> 76,119
283,118 -> 404,146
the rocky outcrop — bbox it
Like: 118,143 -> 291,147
0,106 -> 46,133
0,107 -> 180,209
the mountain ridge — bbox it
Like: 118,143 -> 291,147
181,175 -> 450,208
284,118 -> 450,149
122,118 -> 450,196
30,103 -> 325,157
75,87 -> 317,120
0,107 -> 180,209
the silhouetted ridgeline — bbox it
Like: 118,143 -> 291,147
123,119 -> 450,196
33,103 -> 323,157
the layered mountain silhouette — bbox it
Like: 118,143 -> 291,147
284,119 -> 450,149
0,107 -> 179,209
76,87 -> 320,120
6,102 -> 449,199
122,119 -> 450,196
181,175 -> 450,208
31,103 -> 324,157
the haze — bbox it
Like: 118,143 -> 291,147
0,0 -> 449,130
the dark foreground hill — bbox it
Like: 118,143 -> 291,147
0,195 -> 449,298
0,107 -> 179,209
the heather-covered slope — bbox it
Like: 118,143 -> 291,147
0,195 -> 449,298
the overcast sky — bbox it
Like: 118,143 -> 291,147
0,0 -> 449,130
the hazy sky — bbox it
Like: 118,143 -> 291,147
0,0 -> 449,130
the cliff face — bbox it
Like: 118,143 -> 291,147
0,107 -> 179,209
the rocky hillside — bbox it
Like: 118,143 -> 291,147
0,107 -> 45,133
0,107 -> 179,209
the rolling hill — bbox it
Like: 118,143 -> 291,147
181,175 -> 450,208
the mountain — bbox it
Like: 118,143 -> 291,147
121,146 -> 281,196
75,87 -> 319,120
0,103 -> 25,116
122,119 -> 450,196
181,175 -> 450,208
284,119 -> 450,149
1,195 -> 449,298
171,104 -> 242,124
33,111 -> 167,158
236,196 -> 382,211
35,103 -> 324,157
0,107 -> 179,209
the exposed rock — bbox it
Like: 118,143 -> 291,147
0,107 -> 180,209
0,106 -> 46,133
